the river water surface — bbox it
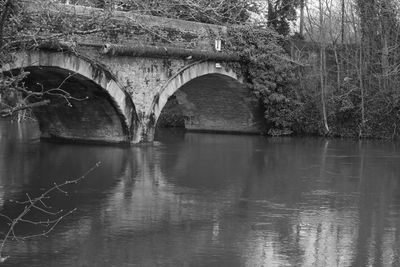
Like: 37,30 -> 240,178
1,120 -> 400,266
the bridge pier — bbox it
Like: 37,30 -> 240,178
131,118 -> 155,144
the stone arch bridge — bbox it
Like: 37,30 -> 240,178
1,3 -> 265,144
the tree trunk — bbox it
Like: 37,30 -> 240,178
341,0 -> 345,44
320,46 -> 329,134
359,43 -> 365,136
319,0 -> 329,134
334,47 -> 341,91
300,0 -> 305,37
0,0 -> 12,48
381,37 -> 389,91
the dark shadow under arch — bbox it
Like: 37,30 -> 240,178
155,73 -> 265,134
1,50 -> 139,144
7,66 -> 131,143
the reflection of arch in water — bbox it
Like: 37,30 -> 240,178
0,139 -> 131,266
103,143 -> 240,226
0,142 -> 243,266
0,139 -> 130,208
2,51 -> 138,143
151,61 -> 265,134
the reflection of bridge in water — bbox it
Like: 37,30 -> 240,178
1,122 -> 399,266
0,124 -> 261,265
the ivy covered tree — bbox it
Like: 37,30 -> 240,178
267,0 -> 302,35
226,24 -> 301,135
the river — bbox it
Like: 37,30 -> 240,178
0,120 -> 400,266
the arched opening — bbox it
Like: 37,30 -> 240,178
5,66 -> 130,143
155,73 -> 265,136
1,51 -> 138,143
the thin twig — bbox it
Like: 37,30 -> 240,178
0,162 -> 101,259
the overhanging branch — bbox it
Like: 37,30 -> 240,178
0,99 -> 50,117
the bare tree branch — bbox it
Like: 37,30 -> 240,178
0,162 -> 101,261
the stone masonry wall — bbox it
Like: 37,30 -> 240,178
98,55 -> 188,119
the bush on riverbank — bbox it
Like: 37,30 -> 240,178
225,25 -> 400,140
226,24 -> 302,136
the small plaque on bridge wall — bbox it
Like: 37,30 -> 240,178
215,39 -> 222,51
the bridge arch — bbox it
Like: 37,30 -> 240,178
1,51 -> 137,143
151,61 -> 239,120
150,61 -> 265,135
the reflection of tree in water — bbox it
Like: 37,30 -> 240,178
218,138 -> 400,266
350,141 -> 400,267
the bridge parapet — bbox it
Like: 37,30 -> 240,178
22,1 -> 226,52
